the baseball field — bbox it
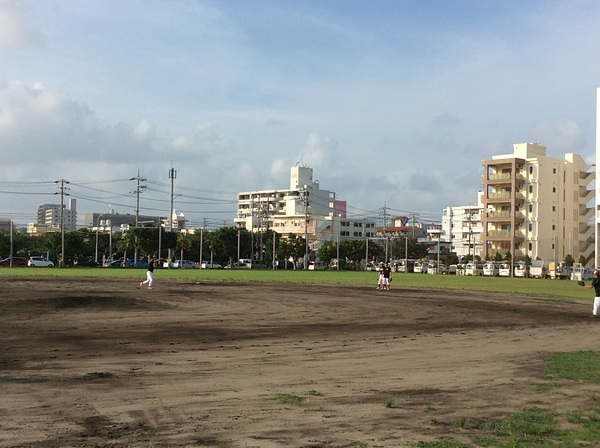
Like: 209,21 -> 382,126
1,271 -> 599,447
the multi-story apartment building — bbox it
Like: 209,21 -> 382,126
28,199 -> 78,234
481,143 -> 594,263
596,88 -> 600,268
234,165 -> 376,248
441,199 -> 484,260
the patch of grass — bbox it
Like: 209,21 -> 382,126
543,351 -> 600,383
412,441 -> 472,448
456,416 -> 484,430
532,381 -> 563,392
382,398 -> 397,408
272,392 -> 302,405
307,389 -> 323,396
485,407 -> 558,438
410,352 -> 600,447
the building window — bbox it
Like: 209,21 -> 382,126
552,206 -> 556,212
553,168 -> 557,174
552,187 -> 556,193
529,166 -> 533,174
529,185 -> 533,194
529,243 -> 532,251
529,204 -> 533,213
528,223 -> 533,231
552,225 -> 555,230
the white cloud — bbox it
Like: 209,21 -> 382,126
0,0 -> 42,52
532,119 -> 585,154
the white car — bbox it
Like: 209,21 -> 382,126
168,260 -> 197,269
201,261 -> 222,269
177,260 -> 196,269
28,256 -> 54,267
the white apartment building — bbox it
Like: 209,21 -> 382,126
441,199 -> 484,260
482,143 -> 594,263
234,165 -> 376,247
28,199 -> 78,234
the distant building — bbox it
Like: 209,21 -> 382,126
594,88 -> 600,267
481,142 -> 594,263
84,211 -> 165,230
0,219 -> 12,232
28,199 -> 77,234
441,198 -> 484,260
234,165 -> 376,250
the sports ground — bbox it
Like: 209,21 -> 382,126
1,275 -> 599,447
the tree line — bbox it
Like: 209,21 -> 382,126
0,225 -> 435,268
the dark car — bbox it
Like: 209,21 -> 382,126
74,256 -> 98,267
0,257 -> 29,267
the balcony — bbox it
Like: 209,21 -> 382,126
581,207 -> 594,222
579,170 -> 596,183
488,230 -> 511,237
486,230 -> 524,243
579,188 -> 593,204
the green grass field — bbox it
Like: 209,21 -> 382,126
0,267 -> 591,302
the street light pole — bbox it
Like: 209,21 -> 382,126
95,213 -> 105,264
108,220 -> 112,267
303,185 -> 309,270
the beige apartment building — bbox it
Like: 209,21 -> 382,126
481,143 -> 594,264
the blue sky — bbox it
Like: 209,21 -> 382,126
1,0 -> 599,228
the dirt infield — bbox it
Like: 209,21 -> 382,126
1,277 -> 599,447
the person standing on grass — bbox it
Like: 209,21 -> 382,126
585,270 -> 600,317
382,261 -> 392,290
376,262 -> 384,290
139,256 -> 163,290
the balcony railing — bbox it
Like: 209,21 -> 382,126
487,230 -> 511,237
487,193 -> 512,199
487,211 -> 511,218
487,173 -> 511,180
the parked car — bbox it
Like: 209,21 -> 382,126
224,259 -> 253,269
201,261 -> 222,269
275,260 -> 294,270
514,263 -> 529,278
308,261 -> 326,271
414,260 -> 429,274
396,259 -> 415,273
465,263 -> 483,276
483,263 -> 499,277
498,263 -> 511,277
127,258 -> 148,268
74,256 -> 98,267
0,257 -> 28,267
28,256 -> 54,267
173,259 -> 197,269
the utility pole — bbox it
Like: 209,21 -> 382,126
296,186 -> 310,269
169,165 -> 177,231
55,179 -> 69,267
130,171 -> 146,266
250,194 -> 255,263
130,171 -> 146,227
380,202 -> 389,262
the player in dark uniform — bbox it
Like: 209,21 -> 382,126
139,256 -> 164,290
382,262 -> 392,290
585,270 -> 600,317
